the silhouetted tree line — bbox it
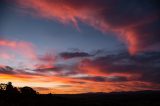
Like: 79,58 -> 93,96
0,82 -> 160,106
0,82 -> 38,95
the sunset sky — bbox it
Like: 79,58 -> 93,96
0,0 -> 160,94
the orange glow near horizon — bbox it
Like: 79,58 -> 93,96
0,73 -> 158,94
0,72 -> 159,94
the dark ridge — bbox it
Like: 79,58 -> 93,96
0,82 -> 160,106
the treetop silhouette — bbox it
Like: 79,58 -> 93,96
0,82 -> 38,95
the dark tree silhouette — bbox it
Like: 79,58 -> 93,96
6,82 -> 13,91
0,82 -> 38,95
0,83 -> 7,94
6,82 -> 19,95
20,86 -> 38,95
0,83 -> 7,91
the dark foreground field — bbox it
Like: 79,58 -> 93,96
0,91 -> 160,106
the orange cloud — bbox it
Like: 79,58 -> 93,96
4,74 -> 160,94
0,67 -> 159,94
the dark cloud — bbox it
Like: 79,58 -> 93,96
58,85 -> 72,88
79,76 -> 107,82
69,81 -> 86,84
34,51 -> 160,84
79,51 -> 160,83
1,50 -> 160,84
33,63 -> 79,77
60,52 -> 92,59
0,66 -> 15,74
34,67 -> 61,73
106,76 -> 128,82
33,87 -> 51,91
75,76 -> 128,82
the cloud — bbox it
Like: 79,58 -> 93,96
33,87 -> 51,92
34,67 -> 59,73
0,39 -> 36,59
59,51 -> 92,59
35,52 -> 56,69
75,76 -> 128,82
1,50 -> 160,93
69,81 -> 86,84
0,39 -> 57,70
58,85 -> 72,88
30,50 -> 160,84
79,51 -> 160,83
33,63 -> 79,77
38,52 -> 55,63
0,65 -> 15,74
0,52 -> 14,60
1,49 -> 160,85
15,0 -> 160,54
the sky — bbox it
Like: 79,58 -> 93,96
0,0 -> 160,94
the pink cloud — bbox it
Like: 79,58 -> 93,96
15,0 -> 160,54
0,39 -> 37,59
